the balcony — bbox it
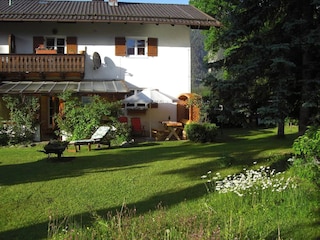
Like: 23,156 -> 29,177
0,54 -> 85,81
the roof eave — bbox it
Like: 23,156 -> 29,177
0,18 -> 221,28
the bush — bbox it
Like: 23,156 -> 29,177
292,126 -> 320,162
0,126 -> 9,146
109,121 -> 132,146
2,95 -> 40,144
291,126 -> 320,185
55,92 -> 122,141
185,123 -> 218,143
7,125 -> 35,145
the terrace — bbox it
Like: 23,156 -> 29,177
0,54 -> 85,81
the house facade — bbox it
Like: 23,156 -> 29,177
0,0 -> 220,140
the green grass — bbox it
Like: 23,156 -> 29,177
0,126 -> 319,239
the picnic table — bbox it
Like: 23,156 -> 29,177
161,121 -> 183,140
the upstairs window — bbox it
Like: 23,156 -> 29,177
115,37 -> 158,57
45,37 -> 65,54
33,36 -> 77,54
126,38 -> 146,56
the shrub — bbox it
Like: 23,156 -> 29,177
55,92 -> 122,141
0,125 -> 9,146
109,121 -> 132,146
2,95 -> 40,144
185,123 -> 218,143
291,126 -> 320,184
292,126 -> 320,162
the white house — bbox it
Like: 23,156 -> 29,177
0,0 -> 220,140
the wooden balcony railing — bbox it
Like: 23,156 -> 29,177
0,54 -> 85,81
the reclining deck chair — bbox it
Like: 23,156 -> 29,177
69,126 -> 115,151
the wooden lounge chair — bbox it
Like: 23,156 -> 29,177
69,126 -> 115,151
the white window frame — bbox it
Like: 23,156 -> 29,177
44,36 -> 66,54
126,37 -> 148,57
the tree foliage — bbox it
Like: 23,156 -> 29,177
191,30 -> 208,93
191,0 -> 320,136
2,95 -> 40,143
55,92 -> 121,140
292,126 -> 320,184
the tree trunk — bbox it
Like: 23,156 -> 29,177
298,0 -> 313,136
277,118 -> 285,138
298,46 -> 311,136
299,106 -> 309,135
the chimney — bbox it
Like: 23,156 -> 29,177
108,0 -> 118,6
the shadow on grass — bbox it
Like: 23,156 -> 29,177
0,142 -> 164,186
0,128 -> 300,239
0,129 -> 298,186
265,219 -> 320,240
162,153 -> 292,180
0,183 -> 207,240
46,156 -> 75,163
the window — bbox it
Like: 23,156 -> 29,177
81,96 -> 93,105
115,37 -> 158,57
33,36 -> 77,54
48,97 -> 59,127
45,37 -> 65,54
126,38 -> 147,56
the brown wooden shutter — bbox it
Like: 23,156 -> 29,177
67,36 -> 77,54
33,36 -> 44,53
58,99 -> 65,116
115,37 -> 126,56
148,38 -> 158,57
8,34 -> 16,54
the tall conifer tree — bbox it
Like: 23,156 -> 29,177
191,0 -> 320,136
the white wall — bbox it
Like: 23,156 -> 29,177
79,23 -> 191,97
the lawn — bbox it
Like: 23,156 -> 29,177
0,126 -> 319,239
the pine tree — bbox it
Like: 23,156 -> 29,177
191,0 -> 320,136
